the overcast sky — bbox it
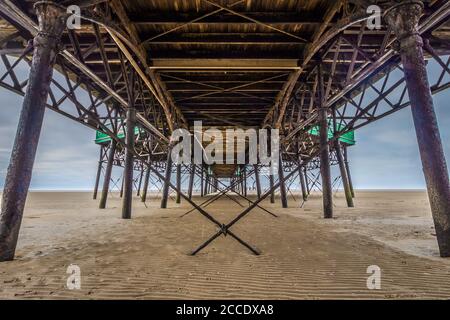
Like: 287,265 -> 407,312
0,58 -> 449,190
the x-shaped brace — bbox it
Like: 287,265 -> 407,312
189,165 -> 299,255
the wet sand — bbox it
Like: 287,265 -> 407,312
0,190 -> 450,299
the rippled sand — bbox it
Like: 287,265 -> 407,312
0,191 -> 449,299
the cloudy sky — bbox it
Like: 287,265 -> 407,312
0,58 -> 449,190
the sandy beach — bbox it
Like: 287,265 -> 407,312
0,190 -> 450,299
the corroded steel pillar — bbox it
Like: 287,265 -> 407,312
0,2 -> 67,261
122,107 -> 136,219
141,162 -> 151,203
335,141 -> 354,208
93,146 -> 103,200
333,108 -> 354,208
269,169 -> 275,204
161,147 -> 173,208
254,165 -> 261,199
136,169 -> 143,197
318,64 -> 333,219
298,164 -> 307,201
188,164 -> 196,199
304,167 -> 310,195
99,141 -> 116,208
278,156 -> 288,208
297,139 -> 307,202
385,1 -> 450,257
204,167 -> 209,196
213,176 -> 219,193
176,164 -> 182,204
343,145 -> 355,198
200,166 -> 204,197
119,177 -> 124,198
243,166 -> 247,197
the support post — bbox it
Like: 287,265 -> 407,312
141,160 -> 151,203
297,139 -> 307,201
304,167 -> 310,195
136,169 -> 143,197
342,145 -> 355,198
188,164 -> 196,199
385,1 -> 450,257
93,146 -> 103,200
278,155 -> 288,208
120,177 -> 124,198
298,164 -> 307,201
204,167 -> 209,196
254,165 -> 261,199
243,166 -> 247,198
200,166 -> 204,197
333,108 -> 354,208
318,63 -> 333,219
0,1 -> 67,261
176,164 -> 182,204
99,141 -> 116,208
161,148 -> 173,208
122,107 -> 136,219
269,169 -> 275,204
335,141 -> 354,208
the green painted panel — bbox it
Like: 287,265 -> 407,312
308,122 -> 355,146
95,126 -> 142,144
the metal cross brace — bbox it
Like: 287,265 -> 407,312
189,167 -> 299,256
141,157 -> 293,255
180,165 -> 278,218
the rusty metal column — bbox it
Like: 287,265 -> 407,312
243,166 -> 247,197
269,168 -> 275,204
93,146 -> 104,200
119,177 -> 124,198
136,169 -> 143,197
333,109 -> 354,208
200,166 -> 204,197
176,164 -> 182,204
0,2 -> 67,261
335,141 -> 354,208
161,147 -> 173,208
385,1 -> 450,257
204,166 -> 209,196
304,167 -> 310,195
188,164 -> 196,199
278,155 -> 288,208
298,164 -> 307,202
297,138 -> 307,201
343,145 -> 355,198
122,107 -> 136,219
318,63 -> 333,219
141,160 -> 151,203
254,165 -> 261,199
99,141 -> 116,208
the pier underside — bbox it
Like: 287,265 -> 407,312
0,0 -> 449,263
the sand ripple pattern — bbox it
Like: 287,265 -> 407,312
1,192 -> 450,299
